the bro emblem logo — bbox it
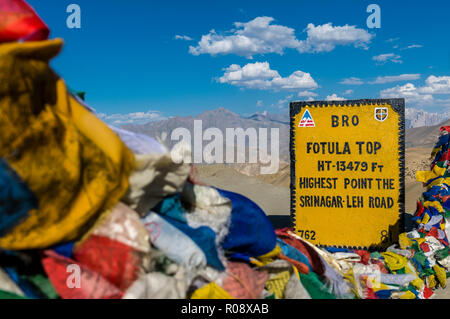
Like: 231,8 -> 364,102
374,107 -> 388,122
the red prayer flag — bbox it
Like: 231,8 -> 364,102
0,0 -> 49,43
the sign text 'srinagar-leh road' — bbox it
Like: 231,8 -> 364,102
290,99 -> 405,249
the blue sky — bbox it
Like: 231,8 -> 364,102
28,0 -> 450,124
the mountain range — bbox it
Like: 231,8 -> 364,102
123,107 -> 291,163
405,108 -> 450,129
122,106 -> 449,167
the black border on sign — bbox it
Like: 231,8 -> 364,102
289,98 -> 406,251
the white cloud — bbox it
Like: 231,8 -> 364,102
386,37 -> 400,43
271,72 -> 318,90
340,77 -> 364,85
380,83 -> 433,106
369,74 -> 421,84
189,17 -> 301,57
381,76 -> 450,108
298,91 -> 318,97
373,53 -> 402,64
97,110 -> 165,125
418,76 -> 450,94
400,44 -> 423,50
343,89 -> 354,95
175,35 -> 193,41
435,98 -> 450,109
277,94 -> 295,109
218,61 -> 318,91
298,23 -> 374,53
295,96 -> 315,102
189,18 -> 374,57
326,93 -> 345,101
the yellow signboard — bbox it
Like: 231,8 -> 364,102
290,99 -> 405,249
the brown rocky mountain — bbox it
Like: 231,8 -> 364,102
123,107 -> 290,163
406,119 -> 450,148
